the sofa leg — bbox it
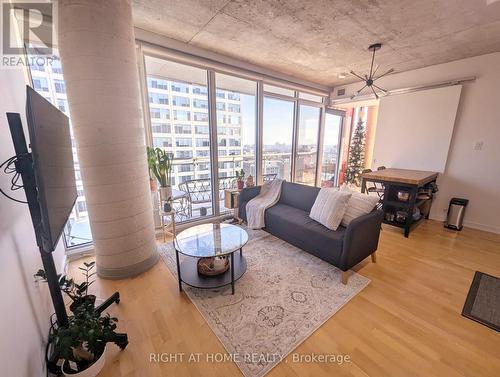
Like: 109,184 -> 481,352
341,271 -> 349,285
371,252 -> 377,263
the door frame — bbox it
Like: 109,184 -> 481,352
316,108 -> 346,187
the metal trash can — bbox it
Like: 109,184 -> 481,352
444,198 -> 468,230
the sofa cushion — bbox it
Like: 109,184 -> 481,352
309,188 -> 352,231
265,203 -> 345,266
340,186 -> 380,227
279,181 -> 320,213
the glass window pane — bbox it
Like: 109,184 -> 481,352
145,55 -> 213,221
26,46 -> 92,250
263,84 -> 295,97
262,97 -> 294,181
295,105 -> 320,186
215,73 -> 257,213
320,112 -> 343,187
299,92 -> 324,103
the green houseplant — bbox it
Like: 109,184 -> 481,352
146,146 -> 173,201
51,302 -> 117,376
146,146 -> 158,192
35,262 -> 119,376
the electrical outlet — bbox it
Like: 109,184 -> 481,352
473,141 -> 484,151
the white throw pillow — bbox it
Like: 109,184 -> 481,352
340,185 -> 379,227
309,188 -> 352,231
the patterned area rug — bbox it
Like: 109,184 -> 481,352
159,227 -> 369,377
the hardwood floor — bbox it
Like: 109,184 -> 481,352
70,221 -> 500,377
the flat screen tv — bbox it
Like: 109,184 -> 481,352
25,85 -> 77,252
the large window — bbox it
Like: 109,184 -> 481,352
320,111 -> 343,187
215,73 -> 256,212
141,48 -> 336,225
295,105 -> 320,186
144,56 -> 213,220
262,97 -> 294,181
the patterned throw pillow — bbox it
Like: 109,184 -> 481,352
309,188 -> 352,231
340,185 -> 379,227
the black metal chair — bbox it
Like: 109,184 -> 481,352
365,168 -> 385,200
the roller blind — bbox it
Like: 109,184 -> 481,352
373,85 -> 462,173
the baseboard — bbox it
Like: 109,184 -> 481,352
429,214 -> 500,234
462,220 -> 500,235
61,253 -> 69,274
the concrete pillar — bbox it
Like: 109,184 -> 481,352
58,0 -> 158,278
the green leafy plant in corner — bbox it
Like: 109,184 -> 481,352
146,146 -> 173,187
35,261 -> 97,312
35,261 -> 120,373
50,301 -> 117,373
146,146 -> 157,181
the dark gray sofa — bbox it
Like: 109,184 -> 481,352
239,181 -> 383,284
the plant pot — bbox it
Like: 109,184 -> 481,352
149,178 -> 157,192
159,186 -> 172,202
62,348 -> 105,377
245,175 -> 254,187
163,202 -> 172,212
237,180 -> 244,190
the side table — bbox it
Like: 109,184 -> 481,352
159,210 -> 176,242
224,189 -> 242,223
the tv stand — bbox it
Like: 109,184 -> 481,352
5,113 -> 128,373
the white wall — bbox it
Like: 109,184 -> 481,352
333,52 -> 500,234
0,66 -> 66,376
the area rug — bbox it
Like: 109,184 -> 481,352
462,271 -> 500,332
159,227 -> 370,377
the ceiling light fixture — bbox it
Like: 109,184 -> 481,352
350,43 -> 394,100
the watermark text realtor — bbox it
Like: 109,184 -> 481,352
2,1 -> 54,66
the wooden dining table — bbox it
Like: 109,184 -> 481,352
361,168 -> 439,237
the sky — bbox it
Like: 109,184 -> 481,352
241,96 -> 341,147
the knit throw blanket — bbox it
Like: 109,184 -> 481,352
246,179 -> 283,229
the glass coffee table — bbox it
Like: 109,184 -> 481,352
173,223 -> 248,294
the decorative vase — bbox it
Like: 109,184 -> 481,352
237,180 -> 244,190
62,348 -> 106,377
159,186 -> 172,202
245,175 -> 254,187
163,202 -> 172,212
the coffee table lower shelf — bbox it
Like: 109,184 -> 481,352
177,253 -> 247,294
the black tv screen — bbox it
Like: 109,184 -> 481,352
26,86 -> 77,252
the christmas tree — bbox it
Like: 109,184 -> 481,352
345,117 -> 366,186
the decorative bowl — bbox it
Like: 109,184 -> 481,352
397,191 -> 410,201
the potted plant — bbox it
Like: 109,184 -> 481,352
236,169 -> 245,190
35,262 -> 119,376
149,147 -> 173,202
35,262 -> 97,313
51,301 -> 117,376
146,146 -> 158,192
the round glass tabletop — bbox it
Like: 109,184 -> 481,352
174,223 -> 249,258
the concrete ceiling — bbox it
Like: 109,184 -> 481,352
132,0 -> 500,87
